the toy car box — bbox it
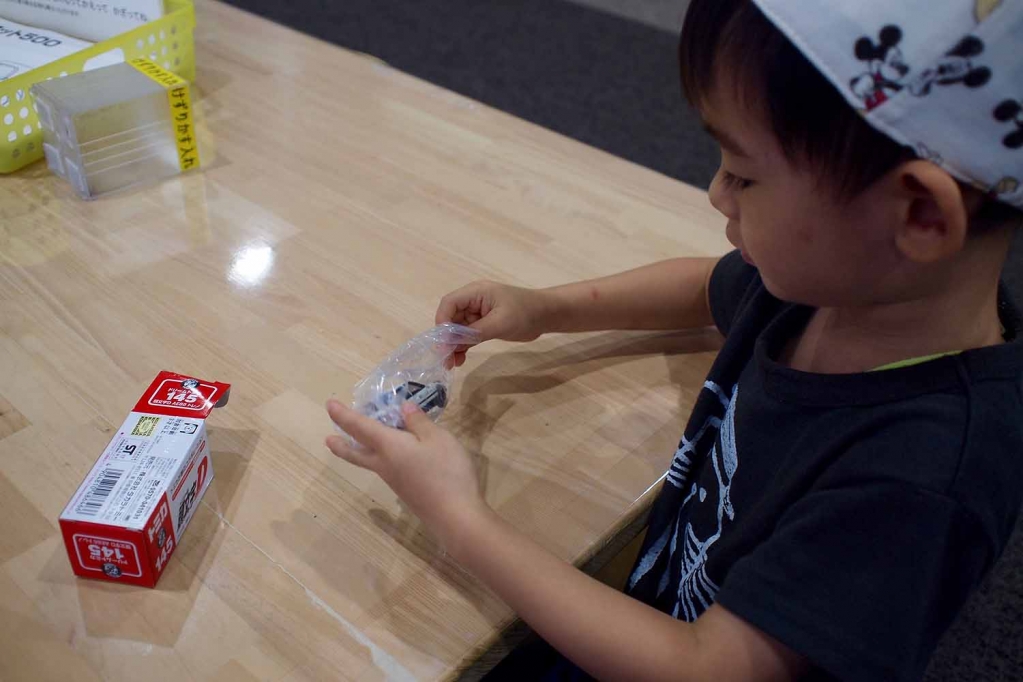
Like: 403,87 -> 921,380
58,370 -> 230,587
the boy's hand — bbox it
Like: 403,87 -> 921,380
435,281 -> 551,368
325,399 -> 487,548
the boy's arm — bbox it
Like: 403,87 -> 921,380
450,504 -> 806,682
326,402 -> 806,682
436,257 -> 722,367
542,257 -> 720,333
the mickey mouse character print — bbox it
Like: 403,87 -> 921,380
850,27 -> 991,111
752,0 -> 1023,209
849,26 -> 909,110
907,36 -> 991,97
994,99 -> 1023,149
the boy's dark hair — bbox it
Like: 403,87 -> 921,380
680,0 -> 1020,230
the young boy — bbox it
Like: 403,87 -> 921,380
326,0 -> 1023,679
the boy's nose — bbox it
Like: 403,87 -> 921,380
708,168 -> 739,221
725,220 -> 742,249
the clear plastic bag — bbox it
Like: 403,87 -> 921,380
347,323 -> 481,432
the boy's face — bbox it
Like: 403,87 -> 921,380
700,83 -> 902,307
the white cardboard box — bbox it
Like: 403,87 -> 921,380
0,0 -> 164,42
0,17 -> 91,81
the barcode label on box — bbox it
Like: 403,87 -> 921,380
75,468 -> 125,517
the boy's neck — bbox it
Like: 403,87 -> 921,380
783,241 -> 1010,375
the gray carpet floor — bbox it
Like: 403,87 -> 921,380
569,0 -> 689,31
570,0 -> 689,30
222,1 -> 1023,679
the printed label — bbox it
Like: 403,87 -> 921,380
0,22 -> 68,47
145,495 -> 177,576
61,414 -> 202,528
73,533 -> 142,578
109,435 -> 145,462
131,415 -> 160,437
128,58 -> 199,172
172,453 -> 209,537
147,378 -> 219,412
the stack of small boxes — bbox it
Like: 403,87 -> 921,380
31,58 -> 199,199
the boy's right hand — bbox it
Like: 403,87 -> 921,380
436,281 -> 550,368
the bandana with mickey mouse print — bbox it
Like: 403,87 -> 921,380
753,0 -> 1023,208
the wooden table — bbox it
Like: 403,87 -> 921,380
0,2 -> 730,680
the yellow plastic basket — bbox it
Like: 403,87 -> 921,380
0,0 -> 196,173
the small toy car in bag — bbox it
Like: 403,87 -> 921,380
342,324 -> 480,435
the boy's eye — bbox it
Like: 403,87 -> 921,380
722,170 -> 754,191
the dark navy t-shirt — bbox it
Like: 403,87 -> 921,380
626,251 -> 1023,681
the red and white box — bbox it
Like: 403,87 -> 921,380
59,371 -> 231,587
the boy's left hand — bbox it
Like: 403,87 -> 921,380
325,399 -> 487,547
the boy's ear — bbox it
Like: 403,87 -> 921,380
891,160 -> 970,263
